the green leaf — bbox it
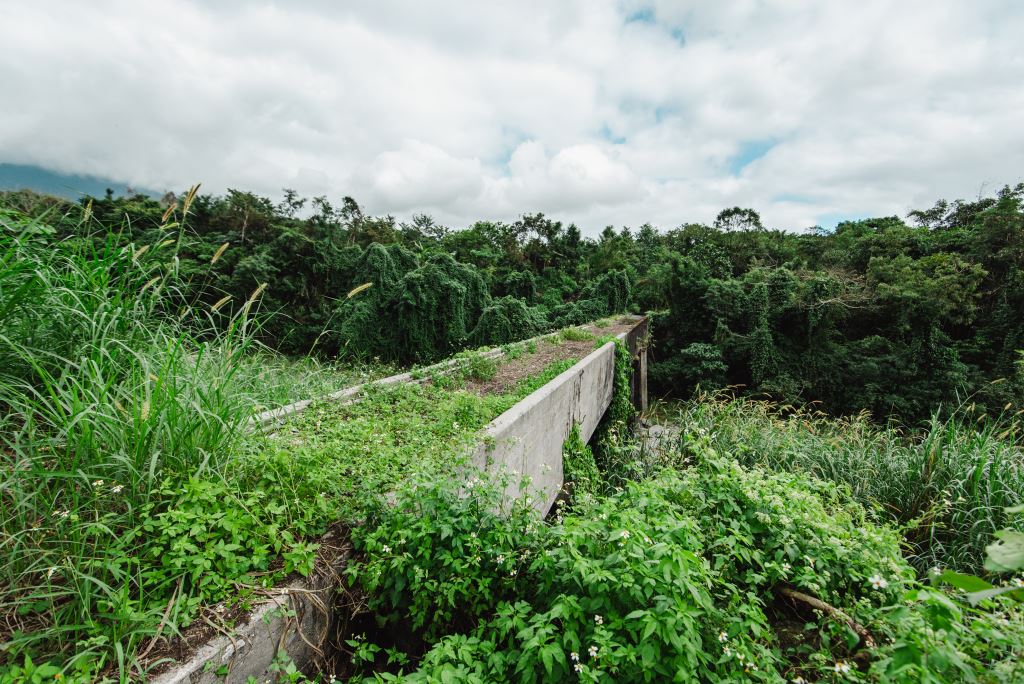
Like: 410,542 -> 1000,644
965,585 -> 1023,605
984,530 -> 1024,572
936,571 -> 993,592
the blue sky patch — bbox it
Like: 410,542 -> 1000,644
729,140 -> 776,175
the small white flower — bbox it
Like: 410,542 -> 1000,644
381,545 -> 391,554
792,677 -> 807,684
834,660 -> 851,674
588,645 -> 598,658
781,562 -> 791,573
620,530 -> 630,540
56,510 -> 69,519
868,574 -> 889,590
573,663 -> 583,673
497,555 -> 505,563
570,652 -> 579,662
91,479 -> 104,487
593,615 -> 603,625
1011,577 -> 1024,588
930,566 -> 943,576
718,631 -> 728,643
111,484 -> 124,494
643,535 -> 652,544
723,646 -> 732,657
46,567 -> 58,579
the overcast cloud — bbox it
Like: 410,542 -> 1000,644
2,1 -> 1023,233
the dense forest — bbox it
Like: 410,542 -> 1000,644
5,181 -> 1022,424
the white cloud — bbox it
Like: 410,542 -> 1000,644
1,0 -> 1022,233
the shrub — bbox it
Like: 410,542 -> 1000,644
348,452 -> 1024,682
670,396 -> 1024,574
469,296 -> 547,347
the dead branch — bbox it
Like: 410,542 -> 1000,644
778,585 -> 876,649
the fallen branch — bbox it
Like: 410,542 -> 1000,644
778,585 -> 876,649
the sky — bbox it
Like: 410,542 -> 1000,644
1,1 -> 1023,234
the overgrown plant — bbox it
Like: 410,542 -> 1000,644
346,451 -> 1024,682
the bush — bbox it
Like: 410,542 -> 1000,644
347,437 -> 1024,682
469,295 -> 547,347
670,396 -> 1024,574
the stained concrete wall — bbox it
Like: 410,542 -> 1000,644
471,316 -> 648,515
152,317 -> 647,683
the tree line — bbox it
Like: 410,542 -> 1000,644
4,181 -> 1022,424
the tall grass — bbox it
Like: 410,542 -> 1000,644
0,204 -> 380,674
655,395 -> 1024,574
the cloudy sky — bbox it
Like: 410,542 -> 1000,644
2,1 -> 1023,233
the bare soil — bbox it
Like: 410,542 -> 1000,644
464,317 -> 637,396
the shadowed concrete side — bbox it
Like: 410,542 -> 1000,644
472,316 -> 648,515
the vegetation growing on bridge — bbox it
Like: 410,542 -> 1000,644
2,181 -> 1023,682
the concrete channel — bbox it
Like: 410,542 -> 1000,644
152,316 -> 648,683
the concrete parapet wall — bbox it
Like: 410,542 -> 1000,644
152,317 -> 647,682
471,316 -> 648,515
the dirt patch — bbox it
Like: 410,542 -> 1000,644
464,317 -> 637,397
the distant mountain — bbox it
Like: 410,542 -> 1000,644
0,163 -> 159,200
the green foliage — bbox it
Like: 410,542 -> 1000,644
558,326 -> 595,342
0,203 -> 385,676
347,449 -> 1024,682
591,338 -> 638,486
390,254 -> 489,363
664,395 -> 1024,574
561,424 -> 599,499
469,295 -> 547,347
582,269 -> 631,314
126,478 -> 317,610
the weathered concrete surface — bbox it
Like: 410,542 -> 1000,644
152,317 -> 647,682
472,316 -> 648,515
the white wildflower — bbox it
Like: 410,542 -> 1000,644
381,545 -> 391,554
593,615 -> 603,625
111,484 -> 124,494
1011,577 -> 1024,588
588,645 -> 598,658
868,574 -> 889,590
834,660 -> 851,674
718,631 -> 728,643
570,652 -> 579,662
781,562 -> 791,573
91,479 -> 104,487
